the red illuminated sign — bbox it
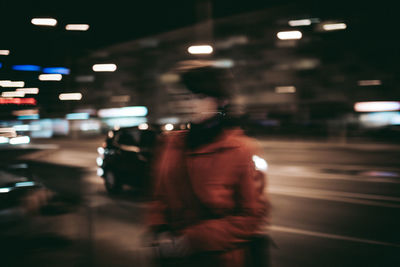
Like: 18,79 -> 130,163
0,98 -> 37,105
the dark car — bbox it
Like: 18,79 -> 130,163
97,125 -> 159,194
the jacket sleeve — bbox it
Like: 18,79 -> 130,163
183,145 -> 269,252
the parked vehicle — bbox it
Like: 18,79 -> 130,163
97,126 -> 159,194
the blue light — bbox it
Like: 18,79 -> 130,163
12,65 -> 41,71
0,63 -> 2,69
43,67 -> 70,75
66,112 -> 89,120
18,114 -> 40,120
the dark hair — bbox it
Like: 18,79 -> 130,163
180,66 -> 235,99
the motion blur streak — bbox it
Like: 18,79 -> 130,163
354,101 -> 400,112
9,136 -> 30,145
288,19 -> 312,26
0,98 -> 36,105
97,106 -> 148,117
0,50 -> 10,55
31,18 -> 57,26
187,45 -> 213,54
1,91 -> 25,98
16,88 -> 39,94
357,80 -> 382,86
322,23 -> 347,31
277,31 -> 302,40
275,86 -> 296,93
12,65 -> 41,71
39,74 -> 62,81
59,93 -> 82,101
65,24 -> 90,31
92,64 -> 117,72
0,80 -> 25,87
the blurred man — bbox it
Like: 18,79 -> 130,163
147,63 -> 270,267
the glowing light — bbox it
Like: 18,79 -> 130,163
9,136 -> 30,145
164,123 -> 174,131
360,112 -> 400,127
66,112 -> 89,120
98,106 -> 148,118
42,67 -> 70,75
2,91 -> 25,98
357,80 -> 382,86
12,65 -> 41,71
13,125 -> 30,131
12,109 -> 39,116
275,86 -> 296,93
0,50 -> 10,55
31,18 -> 57,26
0,80 -> 25,87
39,74 -> 62,81
0,187 -> 12,193
16,88 -> 39,94
65,24 -> 90,31
138,123 -> 149,130
0,136 -> 9,144
252,155 -> 268,172
277,31 -> 302,40
354,101 -> 400,112
92,64 -> 117,72
212,59 -> 234,68
97,168 -> 104,176
59,93 -> 82,100
288,19 -> 312,26
322,23 -> 347,31
188,45 -> 213,54
96,157 -> 103,166
15,181 -> 35,187
18,114 -> 39,120
0,98 -> 36,105
97,147 -> 105,155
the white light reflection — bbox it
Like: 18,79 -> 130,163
16,88 -> 39,94
252,155 -> 268,172
39,74 -> 62,81
0,80 -> 25,87
288,19 -> 312,27
0,50 -> 10,56
65,24 -> 90,31
164,124 -> 174,131
277,31 -> 302,40
1,91 -> 25,98
188,45 -> 213,54
354,101 -> 400,112
92,64 -> 117,72
138,123 -> 149,130
9,136 -> 30,145
31,18 -> 57,26
59,93 -> 82,101
322,23 -> 347,31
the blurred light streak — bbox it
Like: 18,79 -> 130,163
188,45 -> 213,54
0,136 -> 9,144
66,112 -> 89,120
12,65 -> 41,71
31,18 -> 57,26
277,31 -> 302,40
0,187 -> 12,193
15,181 -> 35,187
65,24 -> 90,31
2,91 -> 25,98
17,88 -> 39,94
9,136 -> 30,145
354,101 -> 400,112
0,80 -> 25,87
275,86 -> 296,93
0,98 -> 36,105
0,50 -> 10,55
252,155 -> 268,172
12,109 -> 39,116
43,67 -> 70,75
164,123 -> 174,131
98,106 -> 148,118
13,125 -> 30,131
39,74 -> 62,81
212,59 -> 234,68
357,80 -> 382,86
111,95 -> 130,102
322,23 -> 347,31
359,112 -> 400,127
97,168 -> 104,176
18,114 -> 39,120
59,93 -> 82,100
288,19 -> 311,26
92,64 -> 117,72
138,123 -> 149,130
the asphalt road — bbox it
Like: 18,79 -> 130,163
1,136 -> 399,267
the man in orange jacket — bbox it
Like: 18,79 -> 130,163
147,64 -> 270,267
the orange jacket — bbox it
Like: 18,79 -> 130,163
148,129 -> 270,266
